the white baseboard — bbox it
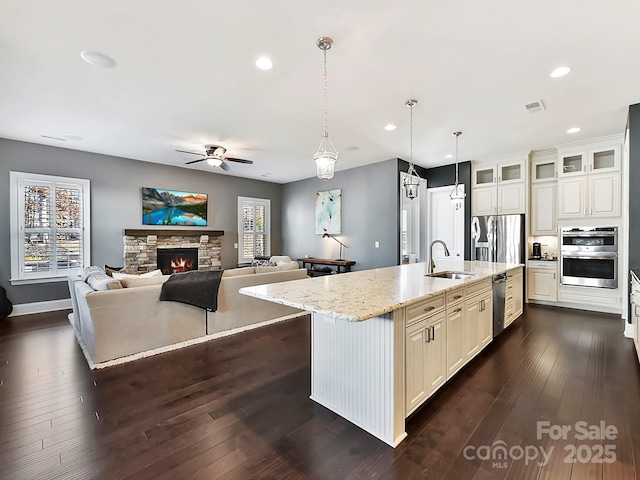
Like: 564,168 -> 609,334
9,298 -> 72,317
624,321 -> 634,339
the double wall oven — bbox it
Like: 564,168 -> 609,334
560,227 -> 618,289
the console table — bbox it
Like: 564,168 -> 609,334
297,258 -> 356,276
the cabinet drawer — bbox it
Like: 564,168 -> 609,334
464,278 -> 491,298
446,288 -> 464,306
406,294 -> 445,326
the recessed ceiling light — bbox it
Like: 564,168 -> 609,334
550,66 -> 571,78
256,57 -> 273,70
384,124 -> 397,131
80,50 -> 117,68
567,127 -> 581,134
444,154 -> 454,159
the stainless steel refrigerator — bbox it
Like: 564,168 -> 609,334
471,215 -> 525,264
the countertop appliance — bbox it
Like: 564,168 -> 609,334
492,273 -> 507,337
471,215 -> 526,264
532,242 -> 542,259
560,227 -> 618,289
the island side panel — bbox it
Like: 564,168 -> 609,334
310,311 -> 407,447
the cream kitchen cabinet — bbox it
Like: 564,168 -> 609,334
557,171 -> 620,219
527,261 -> 558,302
446,301 -> 465,378
530,182 -> 557,234
472,158 -> 526,187
505,267 -> 523,328
447,279 -> 493,380
558,144 -> 620,178
405,309 -> 446,415
404,294 -> 446,415
472,183 -> 526,216
464,289 -> 493,360
472,155 -> 527,216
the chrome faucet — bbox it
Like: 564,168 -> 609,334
429,240 -> 451,273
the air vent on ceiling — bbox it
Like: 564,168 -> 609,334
41,135 -> 66,141
525,100 -> 546,113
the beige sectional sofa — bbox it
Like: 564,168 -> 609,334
68,258 -> 307,366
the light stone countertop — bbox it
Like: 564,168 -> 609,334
240,260 -> 523,322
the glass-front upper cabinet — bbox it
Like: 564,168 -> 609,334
473,165 -> 497,187
531,150 -> 557,183
558,144 -> 621,177
472,158 -> 526,187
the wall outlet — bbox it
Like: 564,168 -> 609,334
374,241 -> 380,248
233,243 -> 238,249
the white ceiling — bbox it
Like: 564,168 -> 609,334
1,0 -> 639,183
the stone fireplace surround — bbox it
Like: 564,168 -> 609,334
123,229 -> 223,273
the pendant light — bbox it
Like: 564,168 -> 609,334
450,131 -> 466,210
403,99 -> 422,199
314,37 -> 339,180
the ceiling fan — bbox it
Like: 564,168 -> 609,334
176,145 -> 254,171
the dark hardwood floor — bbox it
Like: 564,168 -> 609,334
1,305 -> 639,479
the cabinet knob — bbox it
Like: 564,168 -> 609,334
453,294 -> 462,300
453,307 -> 462,313
424,305 -> 435,312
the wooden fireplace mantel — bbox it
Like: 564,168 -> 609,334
124,229 -> 224,237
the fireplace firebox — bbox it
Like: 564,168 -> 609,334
157,248 -> 198,275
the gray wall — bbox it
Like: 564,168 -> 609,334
282,159 -> 399,270
0,138 -> 284,305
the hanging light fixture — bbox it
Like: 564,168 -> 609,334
314,37 -> 339,180
450,131 -> 466,210
403,99 -> 422,199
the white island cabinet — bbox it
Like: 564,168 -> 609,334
240,261 -> 523,447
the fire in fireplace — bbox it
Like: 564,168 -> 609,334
157,248 -> 198,275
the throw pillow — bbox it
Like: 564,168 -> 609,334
85,271 -> 123,291
251,257 -> 273,267
270,255 -> 292,265
112,269 -> 162,280
120,276 -> 169,288
222,267 -> 256,278
81,266 -> 104,282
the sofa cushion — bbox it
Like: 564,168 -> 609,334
112,269 -> 163,280
255,262 -> 298,273
120,275 -> 170,288
222,266 -> 256,278
85,271 -> 123,291
251,257 -> 273,267
81,266 -> 104,282
270,255 -> 293,265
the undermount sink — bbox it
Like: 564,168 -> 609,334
426,270 -> 477,280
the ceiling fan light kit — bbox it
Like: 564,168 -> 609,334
177,145 -> 253,171
314,37 -> 338,181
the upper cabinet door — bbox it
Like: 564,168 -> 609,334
589,146 -> 621,174
558,177 -> 587,218
531,183 -> 557,234
558,151 -> 586,177
471,187 -> 497,216
497,159 -> 526,184
472,165 -> 497,187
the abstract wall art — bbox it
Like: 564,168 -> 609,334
315,189 -> 341,234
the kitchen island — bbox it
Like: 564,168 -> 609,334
240,260 -> 523,447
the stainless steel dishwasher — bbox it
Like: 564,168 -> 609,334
492,273 -> 507,337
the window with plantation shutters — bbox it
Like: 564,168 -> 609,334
10,172 -> 91,284
237,196 -> 270,264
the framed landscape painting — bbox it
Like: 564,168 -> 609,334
315,189 -> 341,234
142,187 -> 208,226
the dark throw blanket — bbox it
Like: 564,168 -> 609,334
159,270 -> 223,311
